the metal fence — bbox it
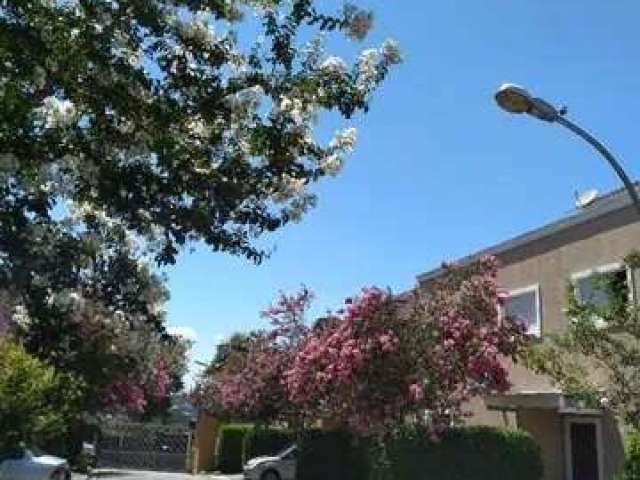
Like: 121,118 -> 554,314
98,422 -> 192,472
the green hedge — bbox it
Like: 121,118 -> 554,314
297,429 -> 370,480
216,424 -> 254,473
619,429 -> 640,480
243,427 -> 296,463
296,426 -> 542,480
388,426 -> 543,480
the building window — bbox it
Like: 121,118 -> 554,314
571,263 -> 632,329
573,264 -> 630,308
503,284 -> 541,336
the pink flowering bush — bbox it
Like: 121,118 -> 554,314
283,288 -> 408,434
196,288 -> 312,422
201,258 -> 528,436
99,326 -> 191,415
102,379 -> 148,413
101,355 -> 179,415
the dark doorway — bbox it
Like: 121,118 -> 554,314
569,421 -> 600,480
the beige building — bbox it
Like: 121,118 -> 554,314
418,187 -> 640,480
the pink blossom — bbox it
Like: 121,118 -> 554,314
103,379 -> 147,413
199,257 -> 528,437
408,383 -> 425,403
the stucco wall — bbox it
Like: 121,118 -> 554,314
425,205 -> 640,480
497,206 -> 640,337
517,409 -> 565,480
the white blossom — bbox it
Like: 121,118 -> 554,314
381,39 -> 402,65
329,127 -> 358,152
278,96 -> 309,126
12,305 -> 31,330
36,96 -> 77,129
226,85 -> 264,111
178,14 -> 216,45
320,154 -> 343,176
274,174 -> 306,202
185,117 -> 209,140
320,56 -> 347,74
356,48 -> 379,92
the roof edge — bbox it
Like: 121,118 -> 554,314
417,185 -> 639,283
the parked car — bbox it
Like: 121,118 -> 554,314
0,446 -> 71,480
243,444 -> 296,480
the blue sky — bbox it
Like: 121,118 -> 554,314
165,0 -> 640,381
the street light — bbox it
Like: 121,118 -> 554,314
494,83 -> 640,215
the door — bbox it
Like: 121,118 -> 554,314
565,418 -> 603,480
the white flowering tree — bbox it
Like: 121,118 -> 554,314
1,0 -> 399,264
0,0 -> 399,415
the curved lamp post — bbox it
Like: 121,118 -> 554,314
494,83 -> 640,215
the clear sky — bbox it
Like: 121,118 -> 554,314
164,0 -> 640,381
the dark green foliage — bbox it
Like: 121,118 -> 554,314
387,426 -> 543,480
619,429 -> 640,480
0,341 -> 84,450
216,424 -> 254,473
296,426 -> 542,480
297,429 -> 370,480
243,427 -> 295,463
0,0 -> 396,421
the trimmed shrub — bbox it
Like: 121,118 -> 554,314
216,424 -> 254,473
296,426 -> 542,480
619,429 -> 640,480
388,426 -> 543,480
0,341 -> 84,450
297,429 -> 370,480
243,427 -> 295,462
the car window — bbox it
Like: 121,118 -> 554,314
0,447 -> 25,462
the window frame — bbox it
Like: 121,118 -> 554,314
571,263 -> 634,327
571,262 -> 633,300
501,283 -> 542,337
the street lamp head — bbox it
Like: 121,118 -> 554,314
494,83 -> 533,114
494,83 -> 560,122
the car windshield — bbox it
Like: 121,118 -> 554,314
277,445 -> 297,459
29,446 -> 47,457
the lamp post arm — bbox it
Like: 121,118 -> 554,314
555,115 -> 640,215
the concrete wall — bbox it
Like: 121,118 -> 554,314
517,410 -> 565,480
191,411 -> 220,474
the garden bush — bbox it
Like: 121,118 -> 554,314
296,426 -> 542,480
618,429 -> 640,480
243,427 -> 295,463
216,424 -> 254,473
297,429 -> 370,480
387,426 -> 543,480
0,341 -> 84,450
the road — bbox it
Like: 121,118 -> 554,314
74,471 -> 242,480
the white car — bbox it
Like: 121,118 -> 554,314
243,444 -> 297,480
0,447 -> 71,480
